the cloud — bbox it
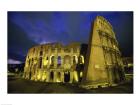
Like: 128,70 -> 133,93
8,19 -> 37,55
8,59 -> 22,64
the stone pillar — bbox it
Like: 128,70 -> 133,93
54,56 -> 57,68
46,71 -> 50,82
48,55 -> 51,68
61,72 -> 64,83
53,71 -> 57,82
71,56 -> 73,66
61,56 -> 64,68
69,71 -> 74,83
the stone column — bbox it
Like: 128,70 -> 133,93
48,55 -> 51,68
69,71 -> 74,83
61,72 -> 64,83
54,56 -> 57,68
45,71 -> 49,82
53,71 -> 57,82
61,56 -> 64,68
71,55 -> 73,66
47,56 -> 50,69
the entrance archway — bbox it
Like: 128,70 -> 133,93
50,71 -> 54,82
64,72 -> 70,82
73,55 -> 78,64
50,56 -> 55,68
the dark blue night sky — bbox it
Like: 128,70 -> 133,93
8,12 -> 133,63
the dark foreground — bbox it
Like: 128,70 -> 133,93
8,76 -> 133,94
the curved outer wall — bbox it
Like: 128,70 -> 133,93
23,43 -> 85,83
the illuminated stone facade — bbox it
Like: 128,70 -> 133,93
23,43 -> 84,83
82,16 -> 125,87
23,16 -> 125,86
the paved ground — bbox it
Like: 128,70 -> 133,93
8,76 -> 133,94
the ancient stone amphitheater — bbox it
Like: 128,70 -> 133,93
23,42 -> 85,83
23,16 -> 126,87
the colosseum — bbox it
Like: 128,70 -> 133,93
23,42 -> 85,83
23,16 -> 125,86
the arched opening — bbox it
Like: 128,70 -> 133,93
50,71 -> 54,82
73,55 -> 78,64
29,71 -> 31,79
73,56 -> 76,64
64,72 -> 70,82
46,56 -> 48,60
40,50 -> 43,56
50,56 -> 55,68
32,58 -> 33,65
57,56 -> 61,67
39,57 -> 42,68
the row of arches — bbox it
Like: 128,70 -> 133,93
24,66 -> 84,83
49,55 -> 84,66
25,55 -> 85,70
49,72 -> 70,82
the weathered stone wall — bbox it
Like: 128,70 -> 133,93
23,43 -> 84,83
82,16 -> 125,86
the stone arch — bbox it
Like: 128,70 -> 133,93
57,56 -> 61,67
64,55 -> 71,64
39,57 -> 42,68
50,71 -> 54,82
64,55 -> 71,70
29,71 -> 32,80
40,50 -> 43,56
46,56 -> 49,60
49,55 -> 53,64
64,72 -> 70,82
73,55 -> 78,64
50,55 -> 55,67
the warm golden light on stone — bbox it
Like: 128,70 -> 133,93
82,16 -> 125,87
23,16 -> 125,87
80,71 -> 83,78
73,71 -> 78,82
23,43 -> 83,83
43,59 -> 48,66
